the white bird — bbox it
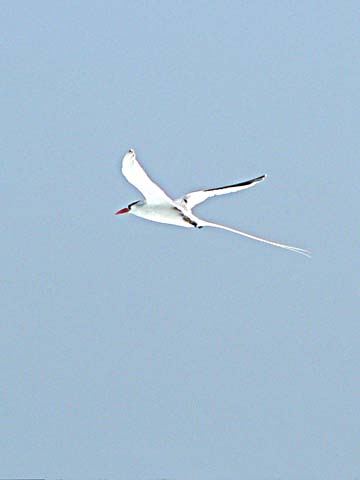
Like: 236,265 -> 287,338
116,149 -> 310,257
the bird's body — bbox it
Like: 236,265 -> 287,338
116,149 -> 310,257
129,201 -> 199,228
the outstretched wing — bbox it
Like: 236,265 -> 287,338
122,149 -> 173,203
176,175 -> 266,210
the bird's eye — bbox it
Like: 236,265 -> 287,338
128,201 -> 138,208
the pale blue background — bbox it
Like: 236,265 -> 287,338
1,1 -> 359,479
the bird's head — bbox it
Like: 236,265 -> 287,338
115,200 -> 140,215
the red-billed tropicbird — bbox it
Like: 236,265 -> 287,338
115,149 -> 310,257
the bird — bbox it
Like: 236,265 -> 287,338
115,149 -> 310,257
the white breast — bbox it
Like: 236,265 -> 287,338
130,203 -> 195,228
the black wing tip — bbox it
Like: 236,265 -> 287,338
253,174 -> 267,182
204,174 -> 267,192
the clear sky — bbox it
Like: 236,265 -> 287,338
2,1 -> 359,479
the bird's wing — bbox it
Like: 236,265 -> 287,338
197,219 -> 310,257
122,149 -> 173,203
176,175 -> 267,210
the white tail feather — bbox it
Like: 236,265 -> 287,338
201,221 -> 311,257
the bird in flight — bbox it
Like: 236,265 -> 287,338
116,149 -> 310,257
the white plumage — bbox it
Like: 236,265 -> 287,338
116,149 -> 310,257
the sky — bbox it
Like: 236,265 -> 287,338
1,1 -> 359,479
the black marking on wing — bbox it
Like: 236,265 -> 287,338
204,175 -> 266,192
182,215 -> 198,227
174,206 -> 198,227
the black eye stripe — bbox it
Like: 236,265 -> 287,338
128,201 -> 139,208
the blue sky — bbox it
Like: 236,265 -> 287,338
1,1 -> 359,479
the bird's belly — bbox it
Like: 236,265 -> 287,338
131,204 -> 195,228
